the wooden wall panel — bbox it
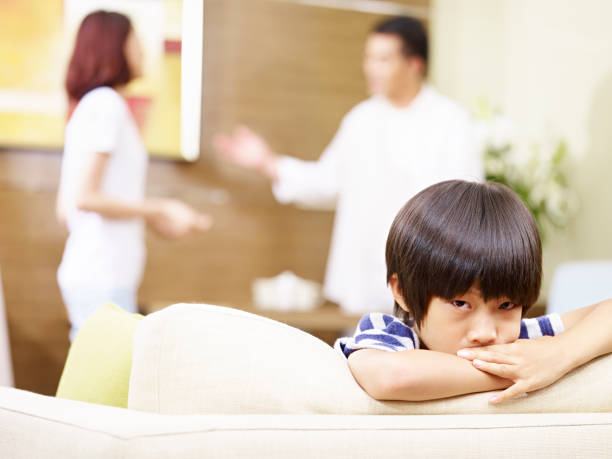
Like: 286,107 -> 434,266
200,0 -> 417,163
0,153 -> 69,394
0,0 -> 430,394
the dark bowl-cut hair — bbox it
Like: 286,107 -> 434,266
65,10 -> 133,102
373,16 -> 428,72
386,180 -> 542,327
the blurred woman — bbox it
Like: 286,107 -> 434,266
56,10 -> 211,340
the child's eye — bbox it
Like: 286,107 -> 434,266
452,300 -> 469,309
499,302 -> 518,310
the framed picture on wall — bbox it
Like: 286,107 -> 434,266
0,0 -> 202,160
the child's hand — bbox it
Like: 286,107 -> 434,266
456,337 -> 571,404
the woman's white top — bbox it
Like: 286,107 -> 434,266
272,85 -> 482,314
57,87 -> 148,291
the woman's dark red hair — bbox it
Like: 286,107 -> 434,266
65,10 -> 133,102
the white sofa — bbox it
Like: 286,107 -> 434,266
1,303 -> 611,458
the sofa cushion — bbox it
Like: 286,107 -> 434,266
128,303 -> 612,414
56,302 -> 142,408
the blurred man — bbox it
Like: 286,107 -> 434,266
214,16 -> 482,314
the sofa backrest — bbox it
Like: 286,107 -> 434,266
128,303 -> 612,415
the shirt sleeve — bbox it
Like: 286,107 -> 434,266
334,313 -> 418,358
79,90 -> 124,155
271,117 -> 349,209
519,313 -> 565,339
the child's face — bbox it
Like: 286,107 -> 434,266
414,286 -> 523,354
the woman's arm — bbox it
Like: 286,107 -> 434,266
75,152 -> 152,220
75,152 -> 211,238
348,348 -> 511,401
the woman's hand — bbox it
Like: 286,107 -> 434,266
146,198 -> 212,239
456,337 -> 571,404
213,125 -> 278,179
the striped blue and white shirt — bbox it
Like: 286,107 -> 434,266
334,313 -> 565,358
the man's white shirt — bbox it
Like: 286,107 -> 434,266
272,85 -> 482,314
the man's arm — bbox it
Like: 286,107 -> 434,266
214,124 -> 344,208
213,126 -> 281,181
348,348 -> 511,401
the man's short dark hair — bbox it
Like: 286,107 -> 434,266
386,180 -> 542,327
373,16 -> 428,69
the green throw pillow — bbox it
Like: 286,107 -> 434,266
56,302 -> 142,408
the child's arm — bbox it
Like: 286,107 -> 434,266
348,348 -> 511,401
558,299 -> 612,365
457,298 -> 612,404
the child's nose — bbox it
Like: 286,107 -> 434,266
467,320 -> 498,346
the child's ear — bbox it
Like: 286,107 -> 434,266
389,273 -> 410,314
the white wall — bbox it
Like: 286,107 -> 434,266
430,0 -> 612,299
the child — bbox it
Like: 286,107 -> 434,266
335,180 -> 612,404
